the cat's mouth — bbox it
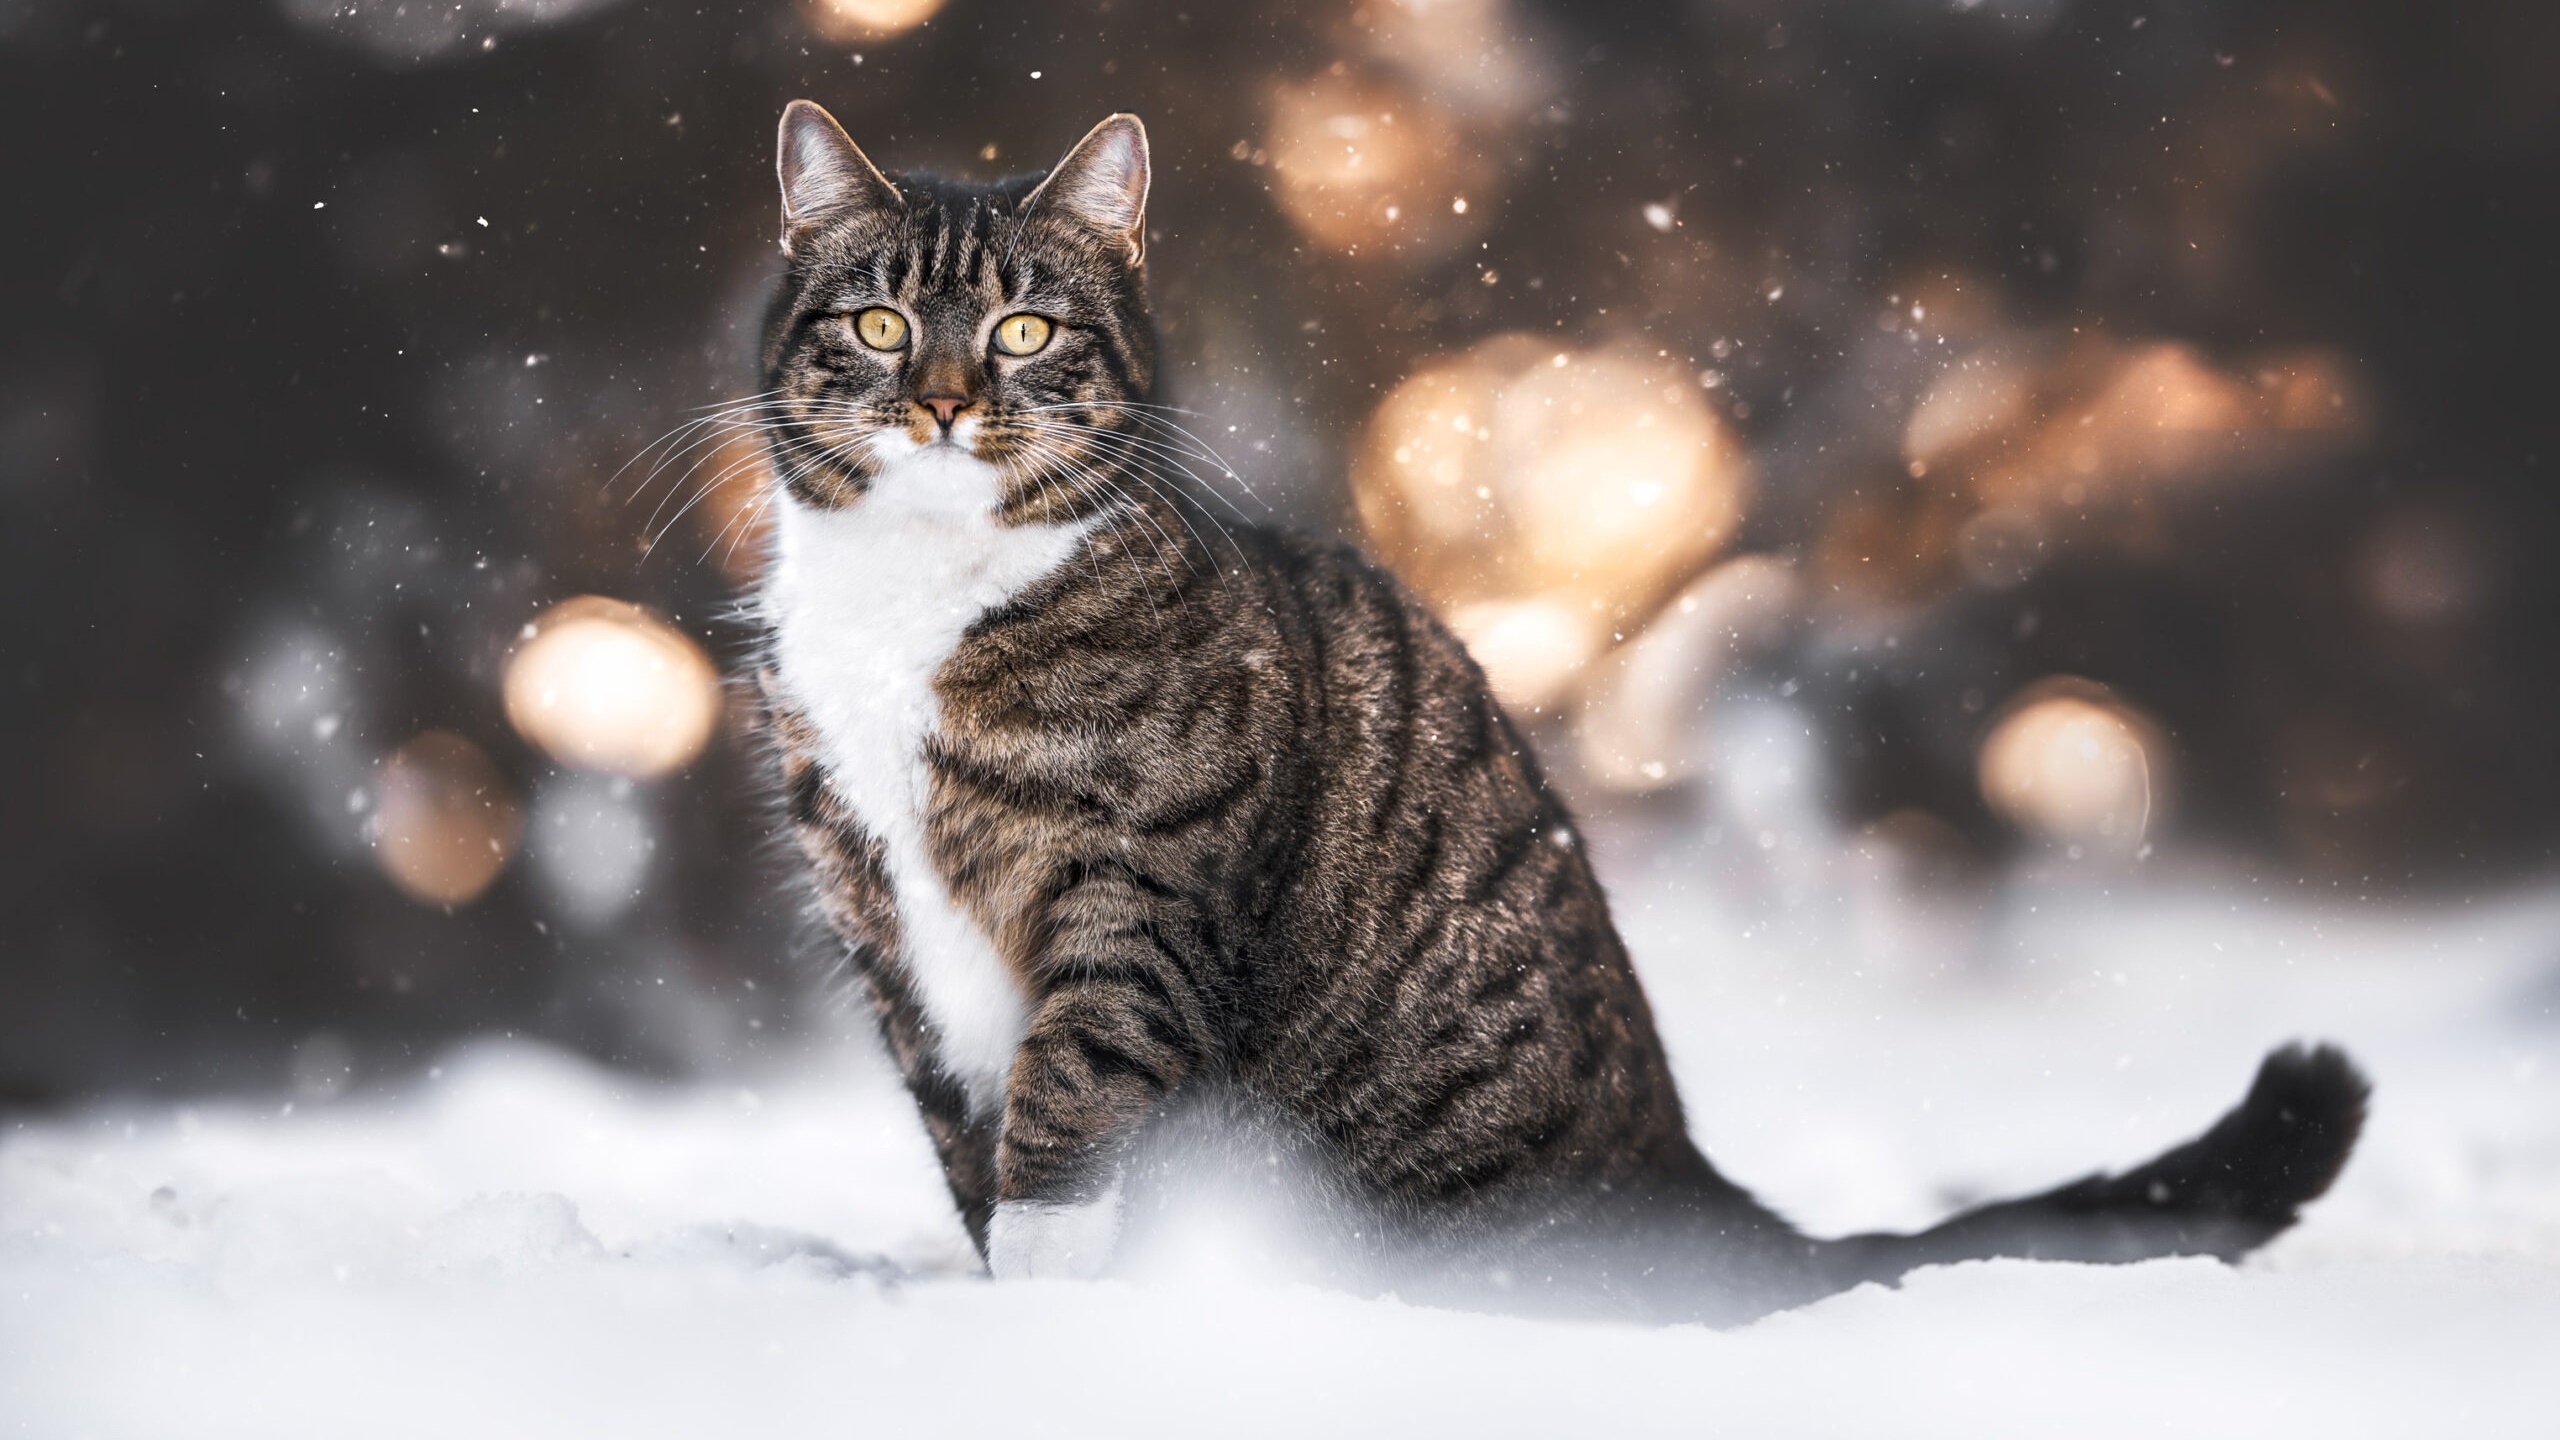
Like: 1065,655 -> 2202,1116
853,418 -> 996,470
904,413 -> 985,454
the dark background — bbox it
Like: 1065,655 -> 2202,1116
5,0 -> 2556,1104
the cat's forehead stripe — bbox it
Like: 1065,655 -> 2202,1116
841,197 -> 1028,304
921,211 -> 948,288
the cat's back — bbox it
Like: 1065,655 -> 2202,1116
1176,528 -> 1702,1207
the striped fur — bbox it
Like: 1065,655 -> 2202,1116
747,104 -> 2368,1321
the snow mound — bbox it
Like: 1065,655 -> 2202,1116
7,879 -> 2559,1437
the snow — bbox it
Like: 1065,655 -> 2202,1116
7,869 -> 2560,1437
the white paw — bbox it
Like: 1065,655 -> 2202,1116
987,1186 -> 1122,1280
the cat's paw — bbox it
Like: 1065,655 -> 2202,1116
987,1187 -> 1122,1280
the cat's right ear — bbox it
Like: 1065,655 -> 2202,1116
776,100 -> 901,256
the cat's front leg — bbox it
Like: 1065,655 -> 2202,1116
987,889 -> 1213,1279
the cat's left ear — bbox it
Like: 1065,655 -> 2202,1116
1024,114 -> 1150,266
776,99 -> 901,255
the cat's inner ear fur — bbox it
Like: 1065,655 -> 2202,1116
1023,113 -> 1150,265
776,99 -> 901,252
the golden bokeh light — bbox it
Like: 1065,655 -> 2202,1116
374,731 -> 523,906
1446,597 -> 1605,717
503,596 -> 722,779
1894,336 -> 2369,599
1357,340 -> 1511,550
1916,339 -> 2365,516
1355,337 -> 1751,713
1998,341 -> 2359,509
1502,351 -> 1747,594
802,0 -> 943,43
1264,71 -> 1487,259
1978,681 -> 2171,853
1357,339 -> 1750,710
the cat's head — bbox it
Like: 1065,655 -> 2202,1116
759,101 -> 1157,522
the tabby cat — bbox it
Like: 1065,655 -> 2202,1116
747,100 -> 2367,1324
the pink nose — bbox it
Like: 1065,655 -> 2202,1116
920,394 -> 968,427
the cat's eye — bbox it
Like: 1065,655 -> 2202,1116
852,307 -> 909,351
992,313 -> 1054,357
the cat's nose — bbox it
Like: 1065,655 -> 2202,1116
919,393 -> 970,429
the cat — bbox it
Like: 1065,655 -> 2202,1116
746,100 -> 2368,1324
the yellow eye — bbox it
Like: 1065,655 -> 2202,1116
853,307 -> 908,350
992,313 -> 1054,356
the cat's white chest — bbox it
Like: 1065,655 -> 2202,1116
764,446 -> 1087,1112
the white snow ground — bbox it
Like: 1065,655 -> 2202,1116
7,864 -> 2560,1438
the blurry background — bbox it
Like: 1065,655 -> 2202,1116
4,0 -> 2556,1105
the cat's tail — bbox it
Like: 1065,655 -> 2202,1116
1818,1042 -> 2369,1289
